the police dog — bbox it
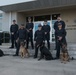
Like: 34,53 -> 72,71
20,42 -> 29,58
60,43 -> 70,64
38,43 -> 53,61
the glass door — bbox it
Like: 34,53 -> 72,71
33,21 -> 52,42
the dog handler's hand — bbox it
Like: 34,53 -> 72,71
24,40 -> 26,42
59,37 -> 62,40
43,41 -> 45,43
11,32 -> 14,35
16,40 -> 18,43
37,45 -> 39,47
34,41 -> 36,44
16,38 -> 19,43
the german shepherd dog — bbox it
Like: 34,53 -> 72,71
60,43 -> 70,64
20,42 -> 29,58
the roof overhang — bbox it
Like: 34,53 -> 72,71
0,0 -> 35,6
0,0 -> 76,12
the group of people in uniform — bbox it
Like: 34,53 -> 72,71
9,16 -> 66,59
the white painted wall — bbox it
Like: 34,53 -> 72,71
0,10 -> 3,13
17,13 -> 26,26
2,12 -> 18,32
2,12 -> 10,31
0,0 -> 35,6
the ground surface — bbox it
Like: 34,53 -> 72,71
0,44 -> 76,75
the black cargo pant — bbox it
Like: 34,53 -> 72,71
11,34 -> 17,48
56,40 -> 62,59
56,38 -> 66,59
44,34 -> 50,50
55,35 -> 57,50
26,32 -> 34,49
34,40 -> 43,58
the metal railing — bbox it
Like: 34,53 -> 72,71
0,31 -> 10,44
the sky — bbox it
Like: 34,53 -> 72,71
0,0 -> 35,6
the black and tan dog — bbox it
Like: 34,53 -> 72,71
60,43 -> 70,64
20,42 -> 29,58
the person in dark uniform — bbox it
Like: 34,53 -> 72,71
13,24 -> 27,56
42,20 -> 51,50
10,20 -> 18,48
55,23 -> 66,59
26,17 -> 34,49
34,24 -> 44,58
54,16 -> 66,50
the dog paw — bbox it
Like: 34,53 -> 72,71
61,61 -> 63,63
64,62 -> 66,64
64,61 -> 67,64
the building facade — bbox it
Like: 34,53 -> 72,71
0,10 -> 3,31
0,0 -> 76,43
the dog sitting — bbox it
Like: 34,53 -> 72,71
20,42 -> 29,58
38,43 -> 53,61
60,43 -> 70,64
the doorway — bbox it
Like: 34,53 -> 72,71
26,14 -> 60,43
33,21 -> 52,42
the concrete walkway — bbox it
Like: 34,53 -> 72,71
0,44 -> 76,75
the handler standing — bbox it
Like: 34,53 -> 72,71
10,20 -> 18,48
55,23 -> 66,59
13,24 -> 27,56
54,16 -> 65,50
42,20 -> 51,50
26,17 -> 34,49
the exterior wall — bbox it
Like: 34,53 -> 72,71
1,8 -> 76,43
20,9 -> 76,43
2,12 -> 17,32
0,17 -> 2,31
0,10 -> 3,31
2,12 -> 9,31
61,9 -> 76,43
17,13 -> 26,26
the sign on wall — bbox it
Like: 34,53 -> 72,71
66,25 -> 76,30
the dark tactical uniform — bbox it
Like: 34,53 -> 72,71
15,28 -> 27,56
42,25 -> 50,49
55,28 -> 66,59
26,22 -> 34,49
34,29 -> 44,58
10,24 -> 18,48
54,21 -> 65,49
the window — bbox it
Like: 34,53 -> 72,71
52,14 -> 60,20
34,15 -> 51,21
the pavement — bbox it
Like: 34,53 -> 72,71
0,43 -> 76,75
